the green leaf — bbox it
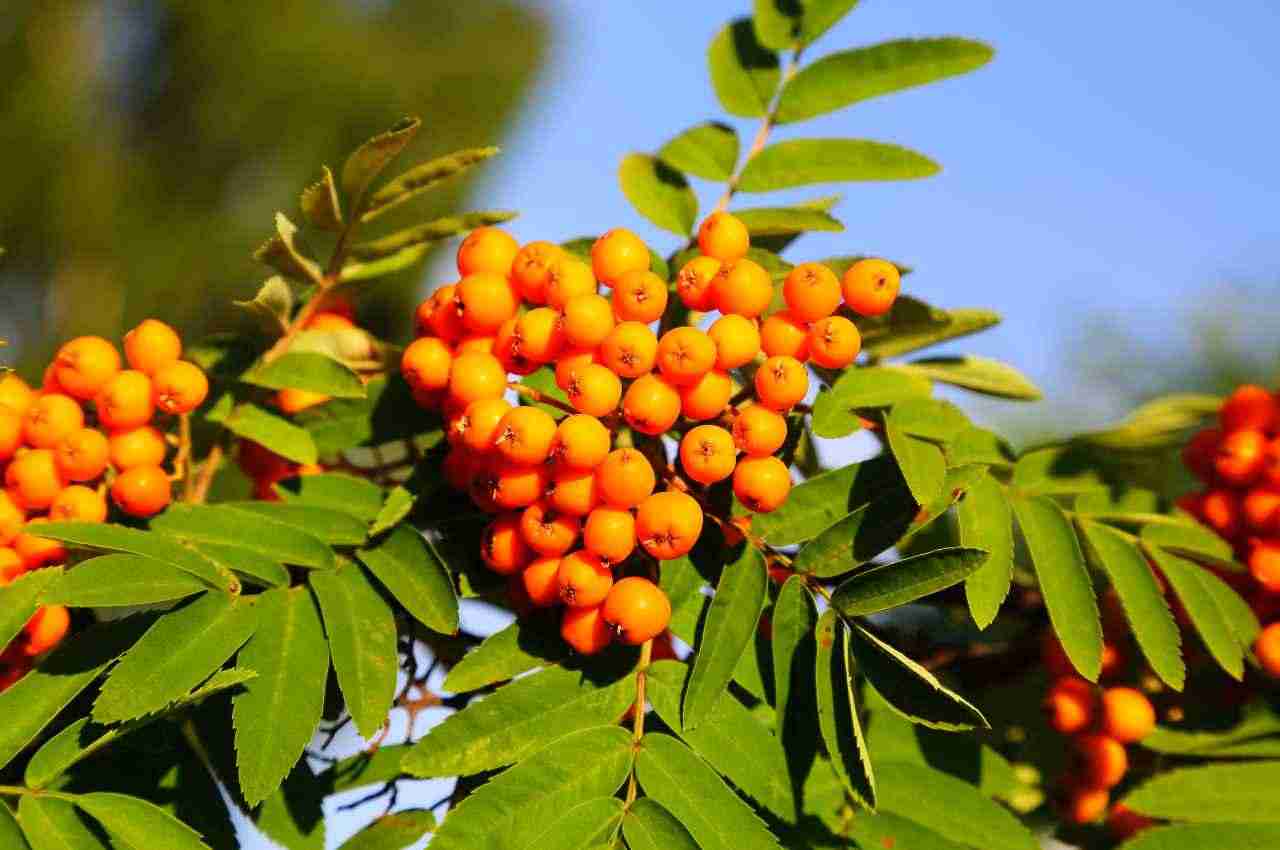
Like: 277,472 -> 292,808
1201,569 -> 1261,648
776,39 -> 994,124
151,504 -> 334,570
856,297 -> 1001,359
189,542 -> 289,589
1142,711 -> 1280,757
1141,522 -> 1239,570
17,797 -> 106,850
1122,761 -> 1280,822
846,811 -> 970,850
363,145 -> 500,222
94,593 -> 257,724
233,588 -> 329,806
1146,546 -> 1244,679
1083,393 -> 1222,452
254,763 -> 327,850
851,625 -> 986,731
76,792 -> 212,850
831,547 -> 987,617
310,562 -> 399,739
0,802 -> 28,850
888,397 -> 970,444
223,501 -> 367,547
300,165 -> 343,231
958,473 -> 1014,629
442,613 -> 568,693
815,612 -> 875,808
342,116 -> 421,207
875,761 -> 1037,850
1118,824 -> 1280,850
32,522 -> 234,592
732,203 -> 844,237
739,139 -> 939,192
209,400 -> 318,465
796,0 -> 860,46
0,568 -> 61,649
948,426 -> 1014,468
294,374 -> 442,455
886,417 -> 947,507
338,243 -> 430,283
349,211 -> 517,260
1078,521 -> 1184,690
1010,446 -> 1105,496
658,122 -> 739,182
622,798 -> 699,850
752,0 -> 800,50
357,524 -> 458,635
772,576 -> 818,736
42,555 -> 205,608
428,726 -> 633,850
708,19 -> 781,118
402,661 -> 633,778
903,356 -> 1041,401
618,153 -> 697,236
242,352 -> 365,399
753,458 -> 899,546
683,545 -> 767,730
526,798 -> 624,850
254,213 -> 323,284
1012,495 -> 1104,680
275,473 -> 385,522
792,481 -> 918,578
635,733 -> 784,850
233,276 -> 293,336
337,811 -> 437,850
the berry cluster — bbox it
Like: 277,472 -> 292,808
401,214 -> 900,655
0,320 -> 208,690
1179,384 -> 1280,678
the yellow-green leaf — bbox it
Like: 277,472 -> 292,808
738,139 -> 939,192
618,153 -> 697,236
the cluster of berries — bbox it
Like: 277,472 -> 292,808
0,320 -> 208,691
400,214 -> 900,654
1179,384 -> 1280,678
1041,635 -> 1158,839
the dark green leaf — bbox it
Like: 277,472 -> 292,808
903,356 -> 1041,401
846,811 -> 969,850
349,211 -> 517,260
622,798 -> 699,850
752,460 -> 887,546
0,801 -> 27,850
732,203 -> 844,237
151,504 -> 334,570
42,555 -> 206,607
0,568 -> 60,649
1117,824 -> 1280,850
254,762 -> 328,850
875,761 -> 1037,850
275,473 -> 385,522
76,792 -> 212,850
254,213 -> 323,283
851,624 -> 986,731
357,524 -> 458,635
241,352 -> 365,399
708,19 -> 781,118
363,145 -> 500,222
442,613 -> 568,693
189,541 -> 289,589
300,165 -> 342,231
958,473 -> 1014,629
792,482 -> 917,578
1122,761 -> 1280,822
17,797 -> 105,850
295,374 -> 442,455
618,153 -> 697,236
337,811 -> 437,850
32,522 -> 233,592
738,139 -> 939,192
341,116 -> 421,207
885,416 -> 946,507
856,297 -> 1001,359
815,612 -> 875,807
233,276 -> 293,336
223,501 -> 367,547
1146,545 -> 1243,680
772,576 -> 818,735
832,547 -> 988,617
658,122 -> 739,182
1010,446 -> 1105,496
208,399 -> 318,465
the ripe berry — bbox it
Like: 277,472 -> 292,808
456,272 -> 519,334
697,212 -> 749,263
656,327 -> 716,386
612,269 -> 668,324
713,259 -> 773,318
442,448 -> 475,492
561,604 -> 612,655
596,448 -> 655,509
455,335 -> 496,357
124,319 -> 183,375
0,547 -> 23,584
561,294 -> 616,350
1199,489 -> 1242,539
152,361 -> 209,415
522,555 -> 563,607
548,469 -> 599,517
448,352 -> 508,407
457,227 -> 519,277
490,462 -> 549,511
1044,677 -> 1096,734
0,492 -> 25,546
0,404 -> 23,462
1107,804 -> 1156,841
564,364 -> 623,418
520,501 -> 580,557
635,491 -> 704,560
5,449 -> 64,511
760,311 -> 811,360
1220,384 -> 1278,434
1062,783 -> 1109,825
511,241 -> 563,304
622,374 -> 681,436
274,388 -> 329,414
14,521 -> 68,569
23,606 -> 70,656
583,507 -> 636,565
600,322 -> 658,379
95,370 -> 154,430
456,399 -> 509,454
680,425 -> 737,485
550,414 -> 611,471
1256,622 -> 1280,677
50,485 -> 108,523
732,405 -> 788,457
557,550 -> 613,607
305,311 -> 356,331
55,428 -> 110,482
734,456 -> 792,513
1214,429 -> 1265,486
1248,541 -> 1280,592
23,394 -> 85,450
602,577 -> 672,645
53,336 -> 122,401
708,314 -> 762,370
428,285 -> 467,342
1099,686 -> 1156,743
401,337 -> 454,392
110,465 -> 171,518
808,316 -> 862,369
783,263 -> 841,322
554,349 -> 598,392
591,228 -> 649,285
1243,487 -> 1280,532
0,374 -> 35,418
481,514 -> 532,575
1261,438 -> 1280,489
1181,427 -> 1220,482
842,258 -> 900,316
514,307 -> 566,364
545,257 -> 598,308
754,355 -> 809,411
494,317 -> 538,377
676,256 -> 721,310
678,370 -> 733,422
494,407 -> 558,465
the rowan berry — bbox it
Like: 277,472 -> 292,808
754,355 -> 809,411
522,555 -> 563,607
14,520 -> 68,569
1074,734 -> 1128,788
511,241 -> 563,304
520,309 -> 568,364
495,407 -> 558,465
549,414 -> 611,471
1181,427 -> 1220,482
460,398 -> 513,454
602,577 -> 671,645
50,485 -> 108,523
455,335 -> 496,357
564,364 -> 622,417
635,491 -> 704,560
110,465 -> 171,518
520,501 -> 581,557
401,337 -> 454,392
713,259 -> 773,318
583,507 -> 636,565
493,317 -> 538,377
557,550 -> 613,607
457,226 -> 519,277
678,369 -> 733,421
118,321 -> 179,379
560,604 -> 612,655
808,316 -> 861,369
0,404 -> 22,462
1261,438 -> 1280,489
600,322 -> 658,379
548,468 -> 599,517
23,606 -> 70,656
0,492 -> 24,547
428,284 -> 467,342
1199,489 -> 1242,538
678,425 -> 735,485
5,450 -> 64,511
53,336 -> 121,401
656,327 -> 716,386
782,262 -> 841,322
1044,677 -> 1096,734
442,448 -> 476,492
0,547 -> 22,584
554,349 -> 598,392
456,272 -> 519,334
612,269 -> 668,324
467,457 -> 504,513
0,374 -> 35,418
622,374 -> 681,436
676,255 -> 721,310
305,310 -> 356,331
447,352 -> 508,407
1215,428 -> 1265,486
760,311 -> 811,360
54,428 -> 110,482
732,405 -> 788,457
708,314 -> 761,370
491,461 -> 549,511
1099,687 -> 1156,743
1248,542 -> 1280,592
23,394 -> 85,450
1220,384 -> 1278,434
1062,784 -> 1109,825
1243,488 -> 1280,533
842,258 -> 900,316
481,513 -> 531,575
733,456 -> 791,513
274,388 -> 329,414
591,228 -> 649,285
697,212 -> 749,263
1256,622 -> 1280,676
596,448 -> 655,509
1107,804 -> 1156,841
152,361 -> 209,415
95,371 -> 154,431
545,257 -> 598,308
561,294 -> 616,350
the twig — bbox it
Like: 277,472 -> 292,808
189,444 -> 224,505
623,638 -> 654,808
507,382 -> 577,416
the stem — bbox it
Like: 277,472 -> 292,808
507,382 -> 577,417
176,414 -> 194,498
0,785 -> 79,803
624,638 -> 654,808
189,444 -> 224,505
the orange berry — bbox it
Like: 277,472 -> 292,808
656,327 -> 716,386
152,361 -> 208,415
560,604 -> 612,655
557,550 -> 613,607
514,307 -> 566,364
635,491 -> 704,560
511,241 -> 563,304
494,406 -> 558,465
0,374 -> 35,418
1244,488 -> 1280,532
460,398 -> 513,454
55,428 -> 110,482
732,405 -> 788,457
596,448 -> 655,509
401,337 -> 454,392
305,311 -> 356,331
697,212 -> 749,263
1215,428 -> 1266,486
0,404 -> 23,462
1074,735 -> 1128,789
442,447 -> 476,492
680,425 -> 737,485
23,394 -> 85,450
1200,489 -> 1242,539
678,369 -> 733,422
708,314 -> 762,370
591,228 -> 649,285
1107,804 -> 1156,841
1181,427 -> 1220,482
1100,687 -> 1156,743
14,520 -> 68,569
754,355 -> 809,411
783,263 -> 841,322
108,425 -> 167,470
49,484 -> 108,523
491,462 -> 549,511
41,364 -> 63,393
520,501 -> 580,557
0,492 -> 25,546
95,370 -> 156,431
548,468 -> 599,517
23,606 -> 70,656
583,507 -> 636,565
564,364 -> 623,418
554,349 -> 598,392
545,257 -> 598,309
622,374 -> 681,436
549,414 -> 611,471
602,577 -> 671,645
428,284 -> 467,342
110,465 -> 171,518
1255,621 -> 1280,676
713,259 -> 773,318
808,316 -> 861,369
522,555 -> 563,607
456,272 -> 519,335
0,547 -> 23,584
561,294 -> 616,350
1044,677 -> 1096,734
455,335 -> 496,356
1220,384 -> 1278,434
481,514 -> 531,575
1249,542 -> 1280,592
599,322 -> 658,379
53,336 -> 121,401
842,258 -> 900,316
676,255 -> 721,311
5,450 -> 64,511
612,269 -> 668,324
448,352 -> 508,407
274,388 -> 329,414
493,317 -> 539,377
734,455 -> 791,513
760,311 -> 811,360
457,227 -> 519,277
1063,784 -> 1110,825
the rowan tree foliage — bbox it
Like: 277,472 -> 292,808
2,4 -> 1279,850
